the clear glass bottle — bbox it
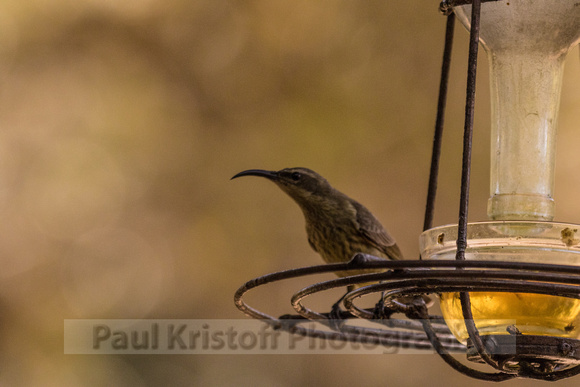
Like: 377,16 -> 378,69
455,0 -> 580,221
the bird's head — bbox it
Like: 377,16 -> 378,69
231,167 -> 335,205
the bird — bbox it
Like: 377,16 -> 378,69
231,167 -> 431,319
231,167 -> 403,276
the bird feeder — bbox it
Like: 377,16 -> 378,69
234,0 -> 580,381
422,0 -> 580,350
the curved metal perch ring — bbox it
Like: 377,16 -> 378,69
234,255 -> 463,351
234,255 -> 580,380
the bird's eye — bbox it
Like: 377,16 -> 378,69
290,172 -> 301,181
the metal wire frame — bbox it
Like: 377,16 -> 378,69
234,257 -> 464,353
234,256 -> 580,380
448,0 -> 518,379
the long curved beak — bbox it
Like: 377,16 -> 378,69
231,169 -> 279,181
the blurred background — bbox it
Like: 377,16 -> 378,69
0,0 -> 579,385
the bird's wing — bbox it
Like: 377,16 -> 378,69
352,200 -> 404,260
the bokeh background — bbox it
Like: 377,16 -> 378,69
0,0 -> 579,386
